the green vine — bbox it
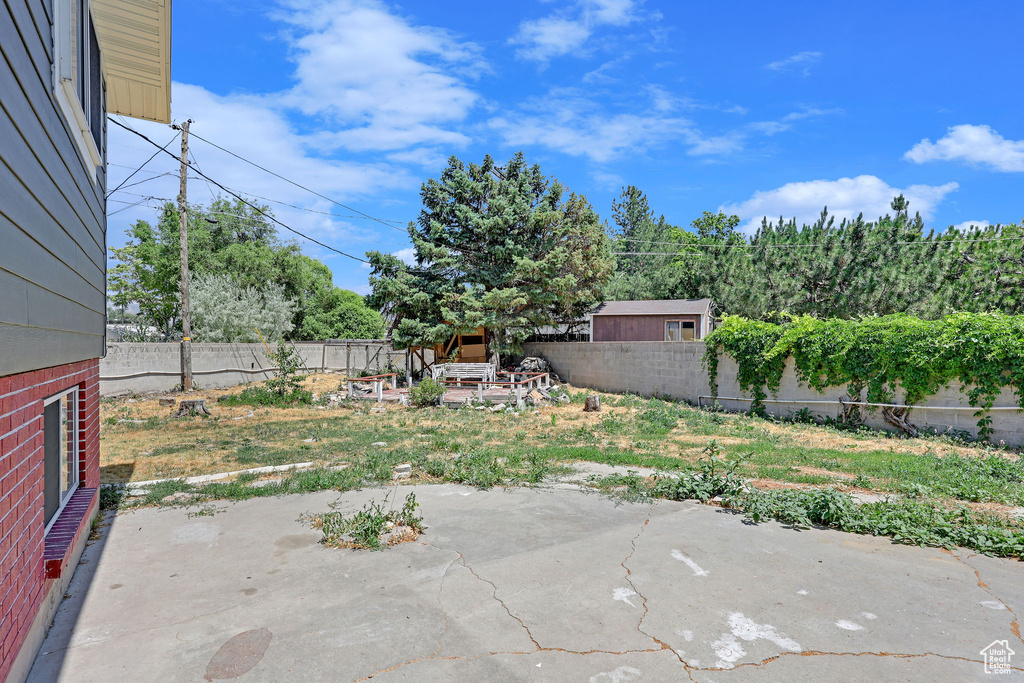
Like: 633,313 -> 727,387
704,312 -> 1024,437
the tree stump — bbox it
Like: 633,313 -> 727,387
583,395 -> 602,412
175,400 -> 211,418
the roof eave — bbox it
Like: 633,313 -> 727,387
93,0 -> 172,124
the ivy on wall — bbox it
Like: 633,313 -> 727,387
703,312 -> 1024,438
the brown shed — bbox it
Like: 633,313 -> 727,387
589,299 -> 714,342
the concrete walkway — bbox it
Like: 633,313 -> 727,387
28,485 -> 1024,682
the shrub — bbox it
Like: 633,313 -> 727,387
409,378 -> 446,407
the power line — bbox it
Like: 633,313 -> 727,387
108,171 -> 176,194
110,118 -> 369,264
186,129 -> 407,230
615,234 -> 1024,250
105,131 -> 179,199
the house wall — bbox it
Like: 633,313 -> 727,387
0,0 -> 108,378
0,360 -> 101,683
99,341 -> 407,396
524,341 -> 1024,446
592,314 -> 704,342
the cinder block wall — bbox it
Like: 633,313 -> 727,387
524,342 -> 1024,446
99,341 -> 401,396
0,360 -> 100,683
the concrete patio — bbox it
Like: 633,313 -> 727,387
28,483 -> 1024,681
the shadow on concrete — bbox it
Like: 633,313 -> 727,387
24,465 -> 131,681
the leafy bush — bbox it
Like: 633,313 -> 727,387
650,441 -> 747,502
409,378 -> 446,407
221,343 -> 312,407
705,312 -> 1024,436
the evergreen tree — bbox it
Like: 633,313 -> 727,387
367,153 -> 613,361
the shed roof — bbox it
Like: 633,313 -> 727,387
591,299 -> 712,317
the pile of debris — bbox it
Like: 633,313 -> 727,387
513,356 -> 563,380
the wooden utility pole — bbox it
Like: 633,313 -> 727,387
177,119 -> 193,391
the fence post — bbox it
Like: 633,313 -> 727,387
516,382 -> 522,407
477,382 -> 483,402
347,380 -> 353,399
376,380 -> 383,402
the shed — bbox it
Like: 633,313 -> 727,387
589,299 -> 714,342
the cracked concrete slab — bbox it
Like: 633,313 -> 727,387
28,485 -> 1024,682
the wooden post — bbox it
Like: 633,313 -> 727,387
347,380 -> 353,399
516,382 -> 522,407
176,119 -> 193,391
477,382 -> 483,402
405,349 -> 412,387
376,380 -> 383,402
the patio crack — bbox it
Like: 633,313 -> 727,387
620,504 -> 697,681
947,550 -> 1023,646
355,540 -> 675,680
685,650 -> 1024,674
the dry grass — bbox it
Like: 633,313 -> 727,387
100,374 -> 1020,504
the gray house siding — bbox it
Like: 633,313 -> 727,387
0,0 -> 108,378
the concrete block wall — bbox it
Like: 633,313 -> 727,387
99,341 -> 403,396
524,342 -> 1024,446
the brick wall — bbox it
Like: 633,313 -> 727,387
524,342 -> 1024,446
0,360 -> 100,682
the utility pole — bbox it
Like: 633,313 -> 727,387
176,119 -> 193,391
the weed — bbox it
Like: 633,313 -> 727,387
309,492 -> 425,550
735,488 -> 1024,559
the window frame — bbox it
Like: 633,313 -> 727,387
52,0 -> 104,181
665,319 -> 697,342
42,387 -> 81,535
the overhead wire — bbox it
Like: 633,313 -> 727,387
110,118 -> 369,264
616,234 -> 1024,250
105,131 -> 179,199
186,129 -> 407,230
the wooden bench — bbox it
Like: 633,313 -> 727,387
431,363 -> 495,385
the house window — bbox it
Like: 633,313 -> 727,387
43,388 -> 80,533
53,0 -> 105,177
665,320 -> 696,341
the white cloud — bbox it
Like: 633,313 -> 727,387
953,220 -> 991,230
904,124 -> 1024,172
275,0 -> 484,152
511,0 -> 641,62
488,90 -> 839,163
107,83 -> 413,258
393,247 -> 417,265
721,175 -> 959,232
766,51 -> 823,76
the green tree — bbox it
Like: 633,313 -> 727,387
108,196 -> 365,340
297,288 -> 385,340
367,152 -> 613,361
189,273 -> 295,342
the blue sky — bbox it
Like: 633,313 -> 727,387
107,0 -> 1024,294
